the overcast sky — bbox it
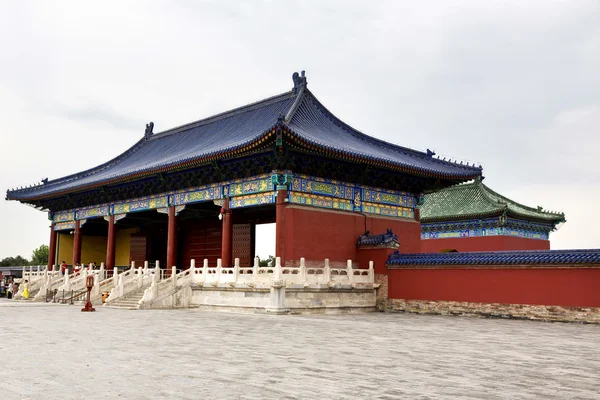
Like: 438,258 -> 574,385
0,0 -> 598,261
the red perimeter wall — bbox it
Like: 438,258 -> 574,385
283,205 -> 420,267
388,267 -> 600,307
420,236 -> 550,253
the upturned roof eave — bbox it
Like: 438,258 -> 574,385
6,126 -> 281,202
295,90 -> 483,180
282,126 -> 482,182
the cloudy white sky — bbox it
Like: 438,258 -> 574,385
1,0 -> 599,260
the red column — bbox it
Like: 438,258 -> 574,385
48,225 -> 57,270
414,208 -> 420,222
72,220 -> 82,266
106,215 -> 116,270
221,198 -> 233,267
167,206 -> 177,269
275,188 -> 287,266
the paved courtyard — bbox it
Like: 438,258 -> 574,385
1,299 -> 598,400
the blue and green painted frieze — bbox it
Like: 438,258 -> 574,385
421,217 -> 554,241
288,174 -> 415,218
49,172 -> 418,225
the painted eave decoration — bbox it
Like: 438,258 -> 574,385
6,71 -> 482,204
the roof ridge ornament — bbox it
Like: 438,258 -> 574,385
145,122 -> 154,139
292,71 -> 307,94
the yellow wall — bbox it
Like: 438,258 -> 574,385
57,233 -> 73,265
57,228 -> 136,267
81,236 -> 107,266
116,228 -> 137,267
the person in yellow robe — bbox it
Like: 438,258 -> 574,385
22,280 -> 30,299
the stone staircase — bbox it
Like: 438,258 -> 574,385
104,287 -> 147,310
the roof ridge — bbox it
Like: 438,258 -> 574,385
151,90 -> 296,140
481,183 -> 565,217
475,181 -> 509,211
293,90 -> 481,174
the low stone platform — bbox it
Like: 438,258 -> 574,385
3,299 -> 599,399
388,299 -> 600,324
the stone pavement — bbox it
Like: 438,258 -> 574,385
1,299 -> 599,400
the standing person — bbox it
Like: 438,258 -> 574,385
11,281 -> 18,299
74,263 -> 81,276
61,261 -> 67,275
0,279 -> 5,297
6,280 -> 13,299
22,280 -> 30,299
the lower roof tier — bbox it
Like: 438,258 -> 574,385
387,249 -> 600,266
420,180 -> 565,227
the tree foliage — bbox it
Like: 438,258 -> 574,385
0,255 -> 30,267
31,244 -> 49,265
258,255 -> 275,267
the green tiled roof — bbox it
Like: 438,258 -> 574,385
420,181 -> 566,225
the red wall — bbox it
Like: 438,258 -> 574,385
388,267 -> 600,307
283,205 -> 420,267
420,236 -> 550,253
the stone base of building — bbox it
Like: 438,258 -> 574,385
387,299 -> 600,324
185,286 -> 377,314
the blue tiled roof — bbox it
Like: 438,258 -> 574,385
357,229 -> 399,247
387,249 -> 600,266
287,91 -> 480,180
7,73 -> 482,201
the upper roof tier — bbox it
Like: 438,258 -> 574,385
420,179 -> 566,224
6,72 -> 482,203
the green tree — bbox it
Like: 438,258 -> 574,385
258,255 -> 275,267
0,255 -> 30,266
30,244 -> 49,265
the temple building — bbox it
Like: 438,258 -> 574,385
6,72 -> 482,271
420,179 -> 565,252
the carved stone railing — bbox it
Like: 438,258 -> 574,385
32,269 -> 70,302
119,256 -> 376,310
139,262 -> 195,309
14,266 -> 62,300
104,262 -> 158,304
187,257 -> 374,288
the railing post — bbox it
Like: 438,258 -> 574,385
201,259 -> 208,284
113,268 -> 118,286
274,257 -> 282,281
347,259 -> 354,284
117,274 -> 124,297
172,266 -> 177,289
299,257 -> 306,284
233,258 -> 240,283
154,261 -> 160,281
22,266 -> 26,280
99,263 -> 105,281
216,259 -> 222,283
368,261 -> 374,283
190,259 -> 196,275
137,267 -> 143,288
324,258 -> 330,284
253,256 -> 259,282
144,261 -> 149,275
130,261 -> 135,271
